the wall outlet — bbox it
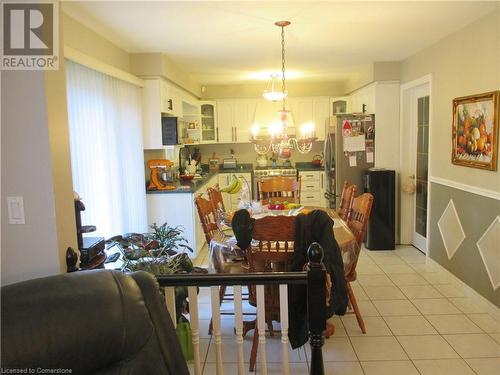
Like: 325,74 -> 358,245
7,196 -> 25,224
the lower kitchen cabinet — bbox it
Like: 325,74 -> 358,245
299,170 -> 327,208
146,175 -> 218,259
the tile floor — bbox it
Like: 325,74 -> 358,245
190,245 -> 500,374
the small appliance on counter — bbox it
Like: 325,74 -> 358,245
223,157 -> 237,169
147,159 -> 175,191
74,192 -> 105,267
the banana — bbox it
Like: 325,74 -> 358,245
220,175 -> 238,193
228,176 -> 242,194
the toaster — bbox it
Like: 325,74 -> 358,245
222,158 -> 237,169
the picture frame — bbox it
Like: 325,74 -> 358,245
452,90 -> 499,171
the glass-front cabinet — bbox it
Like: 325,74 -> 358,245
200,101 -> 217,143
331,96 -> 350,115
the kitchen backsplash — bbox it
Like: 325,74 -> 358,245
195,141 -> 324,165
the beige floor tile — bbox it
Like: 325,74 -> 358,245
372,299 -> 421,316
421,272 -> 459,285
363,285 -> 406,300
467,314 -> 500,333
400,254 -> 428,264
449,298 -> 493,314
356,264 -> 385,275
434,283 -> 471,298
443,333 -> 500,358
412,298 -> 461,315
396,335 -> 459,359
361,360 -> 419,375
490,333 -> 500,344
351,299 -> 381,317
387,273 -> 429,286
341,316 -> 392,336
357,274 -> 394,287
307,337 -> 358,362
327,316 -> 347,337
379,264 -> 416,274
410,262 -> 443,273
323,361 -> 364,375
350,284 -> 369,301
201,363 -> 241,375
260,362 -> 309,374
350,336 -> 408,361
384,315 -> 437,335
412,359 -> 476,375
395,246 -> 424,256
425,314 -> 483,334
399,285 -> 444,299
465,358 -> 500,375
366,250 -> 398,258
371,256 -> 406,266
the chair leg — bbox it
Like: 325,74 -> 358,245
208,285 -> 227,335
249,327 -> 259,372
347,282 -> 366,334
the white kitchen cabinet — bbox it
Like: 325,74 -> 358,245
216,100 -> 256,143
289,97 -> 330,141
142,79 -> 163,149
200,101 -> 217,143
299,170 -> 327,208
146,175 -> 218,258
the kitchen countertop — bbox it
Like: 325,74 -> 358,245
295,162 -> 325,171
146,163 -> 254,194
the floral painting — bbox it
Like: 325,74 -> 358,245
452,91 -> 499,171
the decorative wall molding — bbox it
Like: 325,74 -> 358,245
430,176 -> 500,201
477,216 -> 500,291
437,199 -> 466,260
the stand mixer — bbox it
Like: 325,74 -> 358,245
147,159 -> 176,191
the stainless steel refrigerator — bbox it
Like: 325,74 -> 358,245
323,114 -> 375,209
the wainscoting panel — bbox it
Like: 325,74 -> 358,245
429,181 -> 500,307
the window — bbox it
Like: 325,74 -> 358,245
65,60 -> 147,238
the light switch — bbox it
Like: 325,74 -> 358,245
7,196 -> 25,224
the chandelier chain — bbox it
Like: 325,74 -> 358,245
281,25 -> 286,111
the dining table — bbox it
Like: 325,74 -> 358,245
209,206 -> 359,277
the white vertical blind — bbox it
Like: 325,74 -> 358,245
65,60 -> 147,238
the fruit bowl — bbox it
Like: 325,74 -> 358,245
180,175 -> 194,181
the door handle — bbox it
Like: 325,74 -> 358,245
235,127 -> 237,142
409,174 -> 415,180
216,128 -> 219,142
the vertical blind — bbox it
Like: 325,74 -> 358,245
65,60 -> 147,238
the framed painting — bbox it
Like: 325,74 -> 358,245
452,90 -> 499,171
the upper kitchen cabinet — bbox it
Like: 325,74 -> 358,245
349,85 -> 376,114
331,96 -> 350,115
288,97 -> 330,141
200,101 -> 217,143
216,99 -> 257,143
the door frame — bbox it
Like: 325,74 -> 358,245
399,74 -> 433,254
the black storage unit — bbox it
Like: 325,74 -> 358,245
161,116 -> 179,145
364,168 -> 395,250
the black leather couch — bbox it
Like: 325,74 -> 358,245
1,270 -> 189,375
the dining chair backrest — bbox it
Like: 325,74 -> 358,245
258,176 -> 301,205
207,184 -> 225,212
246,215 -> 296,308
347,193 -> 374,248
338,181 -> 357,221
194,194 -> 225,244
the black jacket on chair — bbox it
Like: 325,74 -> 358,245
1,270 -> 189,375
288,210 -> 348,349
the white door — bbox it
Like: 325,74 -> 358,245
405,83 -> 431,253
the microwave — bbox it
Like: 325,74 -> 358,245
161,116 -> 179,145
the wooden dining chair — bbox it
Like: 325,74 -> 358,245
338,181 -> 357,221
344,193 -> 374,334
194,194 -> 243,334
246,215 -> 296,372
207,184 -> 225,212
258,176 -> 301,205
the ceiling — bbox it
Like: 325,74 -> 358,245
62,1 -> 498,86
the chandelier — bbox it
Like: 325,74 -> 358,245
252,21 -> 316,156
